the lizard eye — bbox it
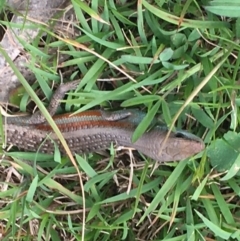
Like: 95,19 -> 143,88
174,130 -> 203,144
175,132 -> 186,138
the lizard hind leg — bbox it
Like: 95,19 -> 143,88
26,79 -> 81,124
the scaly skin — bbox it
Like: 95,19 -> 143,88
2,81 -> 205,162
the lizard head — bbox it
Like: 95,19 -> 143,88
157,130 -> 205,162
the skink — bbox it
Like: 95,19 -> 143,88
1,81 -> 205,162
